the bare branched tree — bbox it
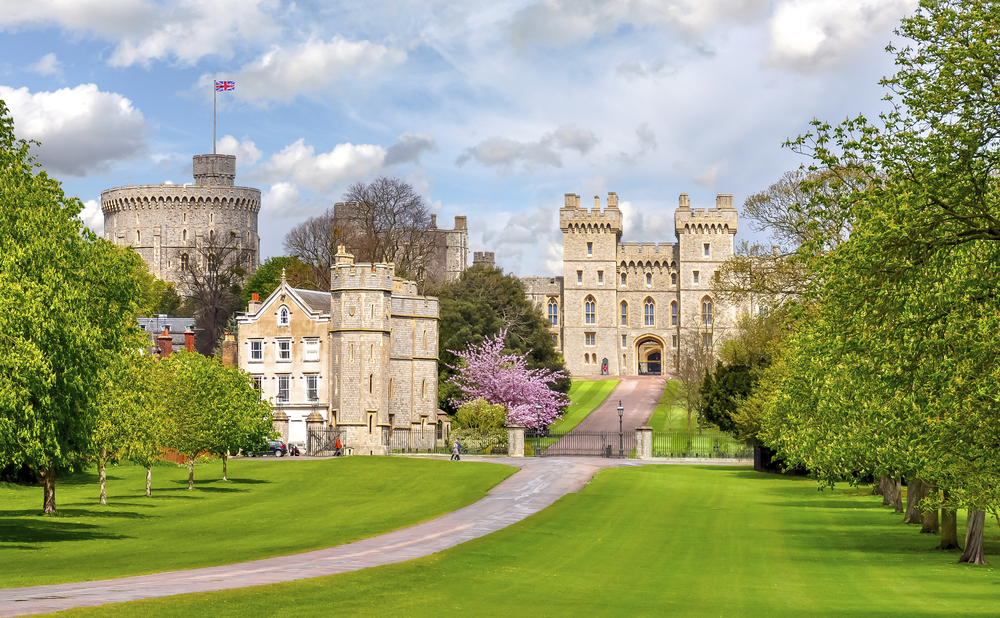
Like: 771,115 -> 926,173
180,231 -> 247,355
282,207 -> 343,290
675,328 -> 717,433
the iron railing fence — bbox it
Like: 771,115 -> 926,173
525,430 -> 636,458
650,431 -> 752,459
307,427 -> 345,456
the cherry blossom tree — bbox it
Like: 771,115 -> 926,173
447,330 -> 569,429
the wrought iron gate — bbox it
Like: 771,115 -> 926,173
307,427 -> 344,456
525,430 -> 636,458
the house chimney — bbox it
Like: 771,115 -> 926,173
184,328 -> 195,353
430,214 -> 437,229
222,332 -> 237,367
157,327 -> 173,358
249,292 -> 262,315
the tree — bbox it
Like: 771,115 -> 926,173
0,100 -> 143,513
339,177 -> 435,279
244,255 -> 316,305
181,230 -> 248,355
282,208 -> 342,290
447,330 -> 569,429
450,398 -> 508,453
674,329 -> 715,432
430,264 -> 568,413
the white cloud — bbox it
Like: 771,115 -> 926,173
615,122 -> 657,165
80,198 -> 104,237
456,124 -> 598,173
767,0 -> 918,70
223,36 -> 406,103
0,83 -> 148,176
28,53 -> 62,76
251,138 -> 386,193
215,135 -> 262,167
693,164 -> 719,188
384,132 -> 437,166
261,182 -> 302,217
0,0 -> 279,67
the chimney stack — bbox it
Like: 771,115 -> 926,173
157,327 -> 173,358
222,332 -> 237,367
184,328 -> 195,353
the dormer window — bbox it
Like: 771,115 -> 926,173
278,306 -> 290,326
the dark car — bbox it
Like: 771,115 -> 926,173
249,440 -> 287,457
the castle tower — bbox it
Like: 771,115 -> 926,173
330,246 -> 394,455
101,154 -> 261,289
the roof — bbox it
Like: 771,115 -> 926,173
292,288 -> 332,314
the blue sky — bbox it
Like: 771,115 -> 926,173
0,0 -> 917,276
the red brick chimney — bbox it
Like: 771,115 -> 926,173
222,332 -> 237,367
157,327 -> 173,358
184,328 -> 195,353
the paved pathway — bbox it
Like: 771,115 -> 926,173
572,376 -> 667,433
1,457 -> 688,617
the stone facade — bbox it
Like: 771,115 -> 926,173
237,248 -> 440,454
427,215 -> 469,283
102,154 -> 260,289
525,192 -> 739,377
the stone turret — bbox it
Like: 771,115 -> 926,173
473,251 -> 495,268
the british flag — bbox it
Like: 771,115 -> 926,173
214,80 -> 235,91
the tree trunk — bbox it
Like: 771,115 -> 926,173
882,476 -> 903,512
222,452 -> 228,482
99,449 -> 107,506
39,465 -> 57,514
145,467 -> 152,497
958,510 -> 987,564
873,480 -> 884,496
903,478 -> 925,524
940,489 -> 960,550
921,482 -> 939,534
880,476 -> 893,506
188,460 -> 194,490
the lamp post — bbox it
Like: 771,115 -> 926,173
535,404 -> 543,457
618,401 -> 624,459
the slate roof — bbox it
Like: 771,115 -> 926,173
293,288 -> 332,314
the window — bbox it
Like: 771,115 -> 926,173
277,376 -> 290,402
250,340 -> 263,361
704,243 -> 710,257
252,376 -> 263,393
304,340 -> 319,361
587,242 -> 593,256
548,299 -> 558,325
369,374 -> 374,394
622,335 -> 627,348
209,229 -> 215,242
644,299 -> 654,326
552,334 -> 558,345
703,333 -> 713,348
621,301 -> 628,326
585,333 -> 595,346
672,335 -> 678,348
136,229 -> 141,244
279,306 -> 290,326
349,343 -> 355,362
389,378 -> 394,399
180,253 -> 189,271
621,272 -> 627,286
585,296 -> 596,324
421,379 -> 427,400
693,271 -> 700,284
306,375 -> 318,401
577,270 -> 583,284
585,353 -> 591,364
646,273 -> 652,286
702,298 -> 713,325
182,229 -> 187,242
278,340 -> 291,361
671,301 -> 678,326
598,270 -> 604,284
671,273 -> 677,286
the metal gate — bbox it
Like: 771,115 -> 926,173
389,428 -> 413,453
525,430 -> 636,458
307,427 -> 344,456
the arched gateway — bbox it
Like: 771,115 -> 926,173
636,336 -> 664,375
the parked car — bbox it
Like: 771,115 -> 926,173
249,440 -> 287,457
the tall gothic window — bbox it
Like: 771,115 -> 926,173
585,296 -> 596,324
620,301 -> 628,326
671,301 -> 678,326
621,272 -> 627,286
702,297 -> 713,325
180,253 -> 189,271
548,299 -> 558,325
644,298 -> 654,326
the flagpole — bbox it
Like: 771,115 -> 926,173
213,82 -> 217,155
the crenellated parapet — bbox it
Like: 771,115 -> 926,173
101,185 -> 261,213
674,193 -> 738,236
560,192 -> 623,236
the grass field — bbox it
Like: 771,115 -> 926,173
646,379 -> 689,431
47,465 -> 1000,617
0,457 -> 514,588
646,380 -> 749,457
550,379 -> 619,433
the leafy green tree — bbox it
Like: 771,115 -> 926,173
244,255 -> 316,305
0,101 -> 144,513
428,264 -> 567,413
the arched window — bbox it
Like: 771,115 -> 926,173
621,301 -> 628,326
584,296 -> 596,324
279,306 -> 290,326
646,273 -> 652,286
369,374 -> 374,394
548,299 -> 558,325
671,273 -> 677,286
180,253 -> 189,271
389,378 -> 394,399
421,379 -> 427,400
702,298 -> 713,325
585,353 -> 590,364
671,301 -> 678,326
183,229 -> 188,242
621,272 -> 627,286
644,299 -> 655,326
136,230 -> 141,244
209,229 -> 215,242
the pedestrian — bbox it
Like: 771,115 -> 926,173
451,439 -> 461,461
335,437 -> 342,457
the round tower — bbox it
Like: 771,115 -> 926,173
101,154 -> 261,288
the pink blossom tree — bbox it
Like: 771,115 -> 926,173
448,330 -> 569,429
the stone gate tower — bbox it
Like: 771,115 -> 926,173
101,154 -> 261,288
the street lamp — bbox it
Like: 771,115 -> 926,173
618,401 -> 624,459
535,404 -> 543,457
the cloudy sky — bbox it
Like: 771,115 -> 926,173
0,0 -> 916,276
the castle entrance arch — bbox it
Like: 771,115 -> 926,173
636,336 -> 664,375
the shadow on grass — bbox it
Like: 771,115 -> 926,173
0,508 -> 152,520
0,518 -> 131,544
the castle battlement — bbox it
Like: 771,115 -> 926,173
674,193 -> 738,235
101,185 -> 261,213
560,193 -> 623,234
617,242 -> 678,264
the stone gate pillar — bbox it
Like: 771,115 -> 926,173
507,425 -> 525,457
305,412 -> 326,453
636,425 -> 653,460
272,410 -> 289,444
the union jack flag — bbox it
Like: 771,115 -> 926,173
214,80 -> 235,91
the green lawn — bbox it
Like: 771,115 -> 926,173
646,379 -> 687,431
646,381 -> 749,457
0,457 -> 514,588
48,465 -> 1000,617
550,379 -> 619,433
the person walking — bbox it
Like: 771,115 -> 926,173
451,439 -> 461,461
